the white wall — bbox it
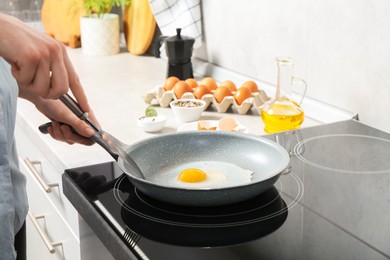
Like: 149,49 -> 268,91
194,0 -> 390,133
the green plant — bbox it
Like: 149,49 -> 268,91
84,0 -> 132,18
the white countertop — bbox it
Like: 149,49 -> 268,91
16,47 -> 333,172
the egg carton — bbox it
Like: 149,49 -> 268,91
143,85 -> 271,115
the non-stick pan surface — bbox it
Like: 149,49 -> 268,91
119,131 -> 289,206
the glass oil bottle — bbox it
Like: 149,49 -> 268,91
261,57 -> 307,133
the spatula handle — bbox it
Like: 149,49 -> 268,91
59,94 -> 99,132
59,94 -> 84,117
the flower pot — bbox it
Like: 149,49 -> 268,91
80,13 -> 120,56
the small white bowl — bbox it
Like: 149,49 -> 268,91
170,99 -> 206,122
137,115 -> 167,133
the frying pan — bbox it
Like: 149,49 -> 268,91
118,131 -> 290,206
41,95 -> 290,206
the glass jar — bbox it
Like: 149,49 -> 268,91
261,57 -> 307,133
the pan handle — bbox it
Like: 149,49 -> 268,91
38,122 -> 52,134
39,93 -> 121,161
38,122 -> 119,161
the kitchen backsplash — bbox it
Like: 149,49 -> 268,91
194,0 -> 390,133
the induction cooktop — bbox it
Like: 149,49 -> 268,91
63,120 -> 390,260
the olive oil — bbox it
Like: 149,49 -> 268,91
261,98 -> 304,133
261,57 -> 307,133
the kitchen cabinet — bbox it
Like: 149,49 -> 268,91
15,124 -> 81,260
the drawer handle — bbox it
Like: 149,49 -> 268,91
24,158 -> 58,193
27,212 -> 63,254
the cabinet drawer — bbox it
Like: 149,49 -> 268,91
21,160 -> 80,260
15,125 -> 79,236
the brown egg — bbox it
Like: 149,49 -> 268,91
241,80 -> 259,93
185,78 -> 199,89
213,86 -> 232,103
193,85 -> 212,99
200,77 -> 218,91
173,81 -> 193,98
234,86 -> 252,105
220,80 -> 237,92
164,76 -> 180,91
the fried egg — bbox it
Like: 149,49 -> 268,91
150,161 -> 253,189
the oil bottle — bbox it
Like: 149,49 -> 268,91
261,57 -> 307,133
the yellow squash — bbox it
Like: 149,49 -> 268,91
123,0 -> 156,55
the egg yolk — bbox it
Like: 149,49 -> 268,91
178,168 -> 207,183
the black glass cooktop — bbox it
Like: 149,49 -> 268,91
63,120 -> 390,260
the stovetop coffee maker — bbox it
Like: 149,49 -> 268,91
160,28 -> 195,80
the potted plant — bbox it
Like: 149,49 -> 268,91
80,0 -> 131,55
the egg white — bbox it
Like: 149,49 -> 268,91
150,161 -> 253,189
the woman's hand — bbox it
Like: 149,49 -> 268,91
34,98 -> 97,145
0,13 -> 98,145
0,13 -> 72,99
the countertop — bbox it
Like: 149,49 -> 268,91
16,47 -> 325,172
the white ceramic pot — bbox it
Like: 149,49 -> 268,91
80,13 -> 120,56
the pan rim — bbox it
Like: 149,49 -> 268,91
119,131 -> 290,191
